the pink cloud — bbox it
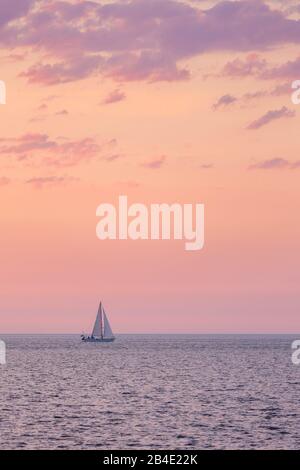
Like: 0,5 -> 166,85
25,175 -> 78,188
0,0 -> 34,27
249,158 -> 300,169
199,163 -> 214,169
102,89 -> 126,105
247,106 -> 295,130
104,51 -> 190,83
37,103 -> 48,111
142,155 -> 166,169
212,94 -> 237,110
222,54 -> 267,78
221,53 -> 300,83
20,56 -> 103,85
0,133 -> 56,153
270,82 -> 292,96
3,0 -> 300,85
0,134 -> 102,167
55,109 -> 68,115
217,82 -> 292,107
103,154 -> 122,162
261,56 -> 300,80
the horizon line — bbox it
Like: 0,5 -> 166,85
0,332 -> 299,335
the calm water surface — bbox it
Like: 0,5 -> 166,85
0,334 -> 299,449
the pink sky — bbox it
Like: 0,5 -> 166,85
0,0 -> 300,333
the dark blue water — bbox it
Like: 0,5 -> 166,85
0,334 -> 299,449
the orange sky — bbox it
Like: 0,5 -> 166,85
0,0 -> 300,333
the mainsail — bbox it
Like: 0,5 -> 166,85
92,303 -> 103,338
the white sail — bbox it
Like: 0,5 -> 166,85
103,309 -> 114,338
92,303 -> 103,338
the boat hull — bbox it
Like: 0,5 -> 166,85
81,337 -> 115,343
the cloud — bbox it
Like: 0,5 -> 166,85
243,82 -> 291,100
261,56 -> 300,79
55,109 -> 68,115
249,158 -> 300,169
103,51 -> 190,83
103,154 -> 122,162
270,82 -> 292,96
221,53 -> 300,83
0,133 -> 102,167
4,0 -> 300,85
247,106 -> 295,130
0,0 -> 34,27
25,175 -> 79,188
199,163 -> 214,169
243,90 -> 268,101
219,81 -> 292,106
44,95 -> 60,102
216,81 -> 292,108
221,54 -> 267,78
20,56 -> 103,85
5,52 -> 26,62
212,94 -> 237,110
142,155 -> 166,169
0,133 -> 56,153
102,89 -> 126,105
37,103 -> 48,111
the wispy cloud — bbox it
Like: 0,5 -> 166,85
55,109 -> 68,116
221,53 -> 267,78
270,82 -> 292,96
199,163 -> 214,169
102,89 -> 126,105
216,82 -> 292,108
37,104 -> 48,111
0,133 -> 56,153
212,94 -> 237,110
20,56 -> 103,85
142,155 -> 166,169
261,56 -> 300,80
0,134 -> 102,167
103,154 -> 122,162
249,158 -> 300,170
214,81 -> 292,110
25,175 -> 79,188
221,53 -> 300,84
247,106 -> 295,130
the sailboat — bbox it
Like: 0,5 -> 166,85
81,301 -> 115,342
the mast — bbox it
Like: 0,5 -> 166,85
92,301 -> 103,338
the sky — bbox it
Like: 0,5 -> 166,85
0,0 -> 300,333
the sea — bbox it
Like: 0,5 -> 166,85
0,334 -> 299,450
